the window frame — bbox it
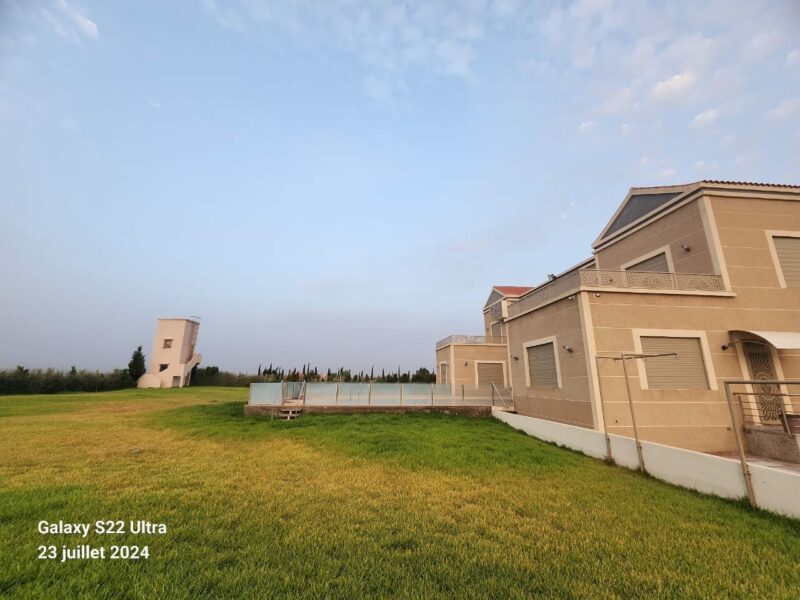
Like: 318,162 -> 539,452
438,361 -> 449,385
523,336 -> 562,389
163,339 -> 173,349
632,329 -> 717,391
620,244 -> 675,273
765,230 -> 800,289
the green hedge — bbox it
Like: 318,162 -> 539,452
0,367 -> 135,395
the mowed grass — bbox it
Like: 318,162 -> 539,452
1,388 -> 799,599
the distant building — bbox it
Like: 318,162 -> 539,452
137,317 -> 201,388
435,286 -> 533,394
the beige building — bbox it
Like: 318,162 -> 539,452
435,286 -> 532,394
446,181 -> 800,455
137,317 -> 202,388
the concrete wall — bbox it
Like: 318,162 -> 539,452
494,410 -> 800,520
506,295 -> 594,427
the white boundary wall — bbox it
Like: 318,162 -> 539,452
494,410 -> 800,520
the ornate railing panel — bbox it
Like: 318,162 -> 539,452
580,270 -> 724,291
505,269 -> 725,320
436,335 -> 506,349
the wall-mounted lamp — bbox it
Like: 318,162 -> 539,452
567,295 -> 576,300
721,342 -> 734,351
562,345 -> 574,353
681,244 -> 691,252
512,355 -> 519,361
594,293 -> 601,298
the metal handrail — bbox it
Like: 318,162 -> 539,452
491,383 -> 512,409
723,379 -> 800,510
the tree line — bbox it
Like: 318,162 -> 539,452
190,364 -> 437,387
1,345 -> 437,395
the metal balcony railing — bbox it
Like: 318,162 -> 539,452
435,335 -> 507,349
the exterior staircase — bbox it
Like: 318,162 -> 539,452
277,402 -> 303,420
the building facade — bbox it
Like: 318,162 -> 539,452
137,317 -> 202,388
435,286 -> 532,396
445,181 -> 800,455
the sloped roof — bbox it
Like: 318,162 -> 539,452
700,179 -> 800,189
484,285 -> 534,309
594,180 -> 800,248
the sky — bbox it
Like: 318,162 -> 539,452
1,0 -> 799,374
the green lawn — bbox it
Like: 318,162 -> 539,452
1,387 -> 799,599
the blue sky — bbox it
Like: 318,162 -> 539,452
1,0 -> 799,373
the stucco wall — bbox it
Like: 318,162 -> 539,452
506,295 -> 594,428
587,194 -> 800,453
595,199 -> 714,273
451,344 -> 509,388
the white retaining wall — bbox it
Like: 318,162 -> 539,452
494,410 -> 800,520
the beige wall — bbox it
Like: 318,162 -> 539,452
506,295 -> 594,428
588,193 -> 800,453
435,344 -> 508,390
139,319 -> 201,389
595,199 -> 715,274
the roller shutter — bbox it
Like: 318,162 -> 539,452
774,236 -> 800,287
626,252 -> 669,272
477,362 -> 504,386
527,343 -> 558,389
640,337 -> 709,389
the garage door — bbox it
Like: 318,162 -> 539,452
477,362 -> 504,386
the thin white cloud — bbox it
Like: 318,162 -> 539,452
788,49 -> 800,66
741,31 -> 780,63
54,0 -> 99,41
652,72 -> 695,102
570,0 -> 615,19
579,120 -> 594,134
767,97 -> 800,121
691,107 -> 720,128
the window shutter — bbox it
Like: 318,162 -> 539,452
627,252 -> 669,272
774,236 -> 800,287
527,343 -> 558,388
640,337 -> 709,389
477,363 -> 504,386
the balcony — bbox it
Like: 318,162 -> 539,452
436,335 -> 507,350
507,269 -> 725,319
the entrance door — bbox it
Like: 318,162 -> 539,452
172,376 -> 181,388
742,341 -> 782,423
